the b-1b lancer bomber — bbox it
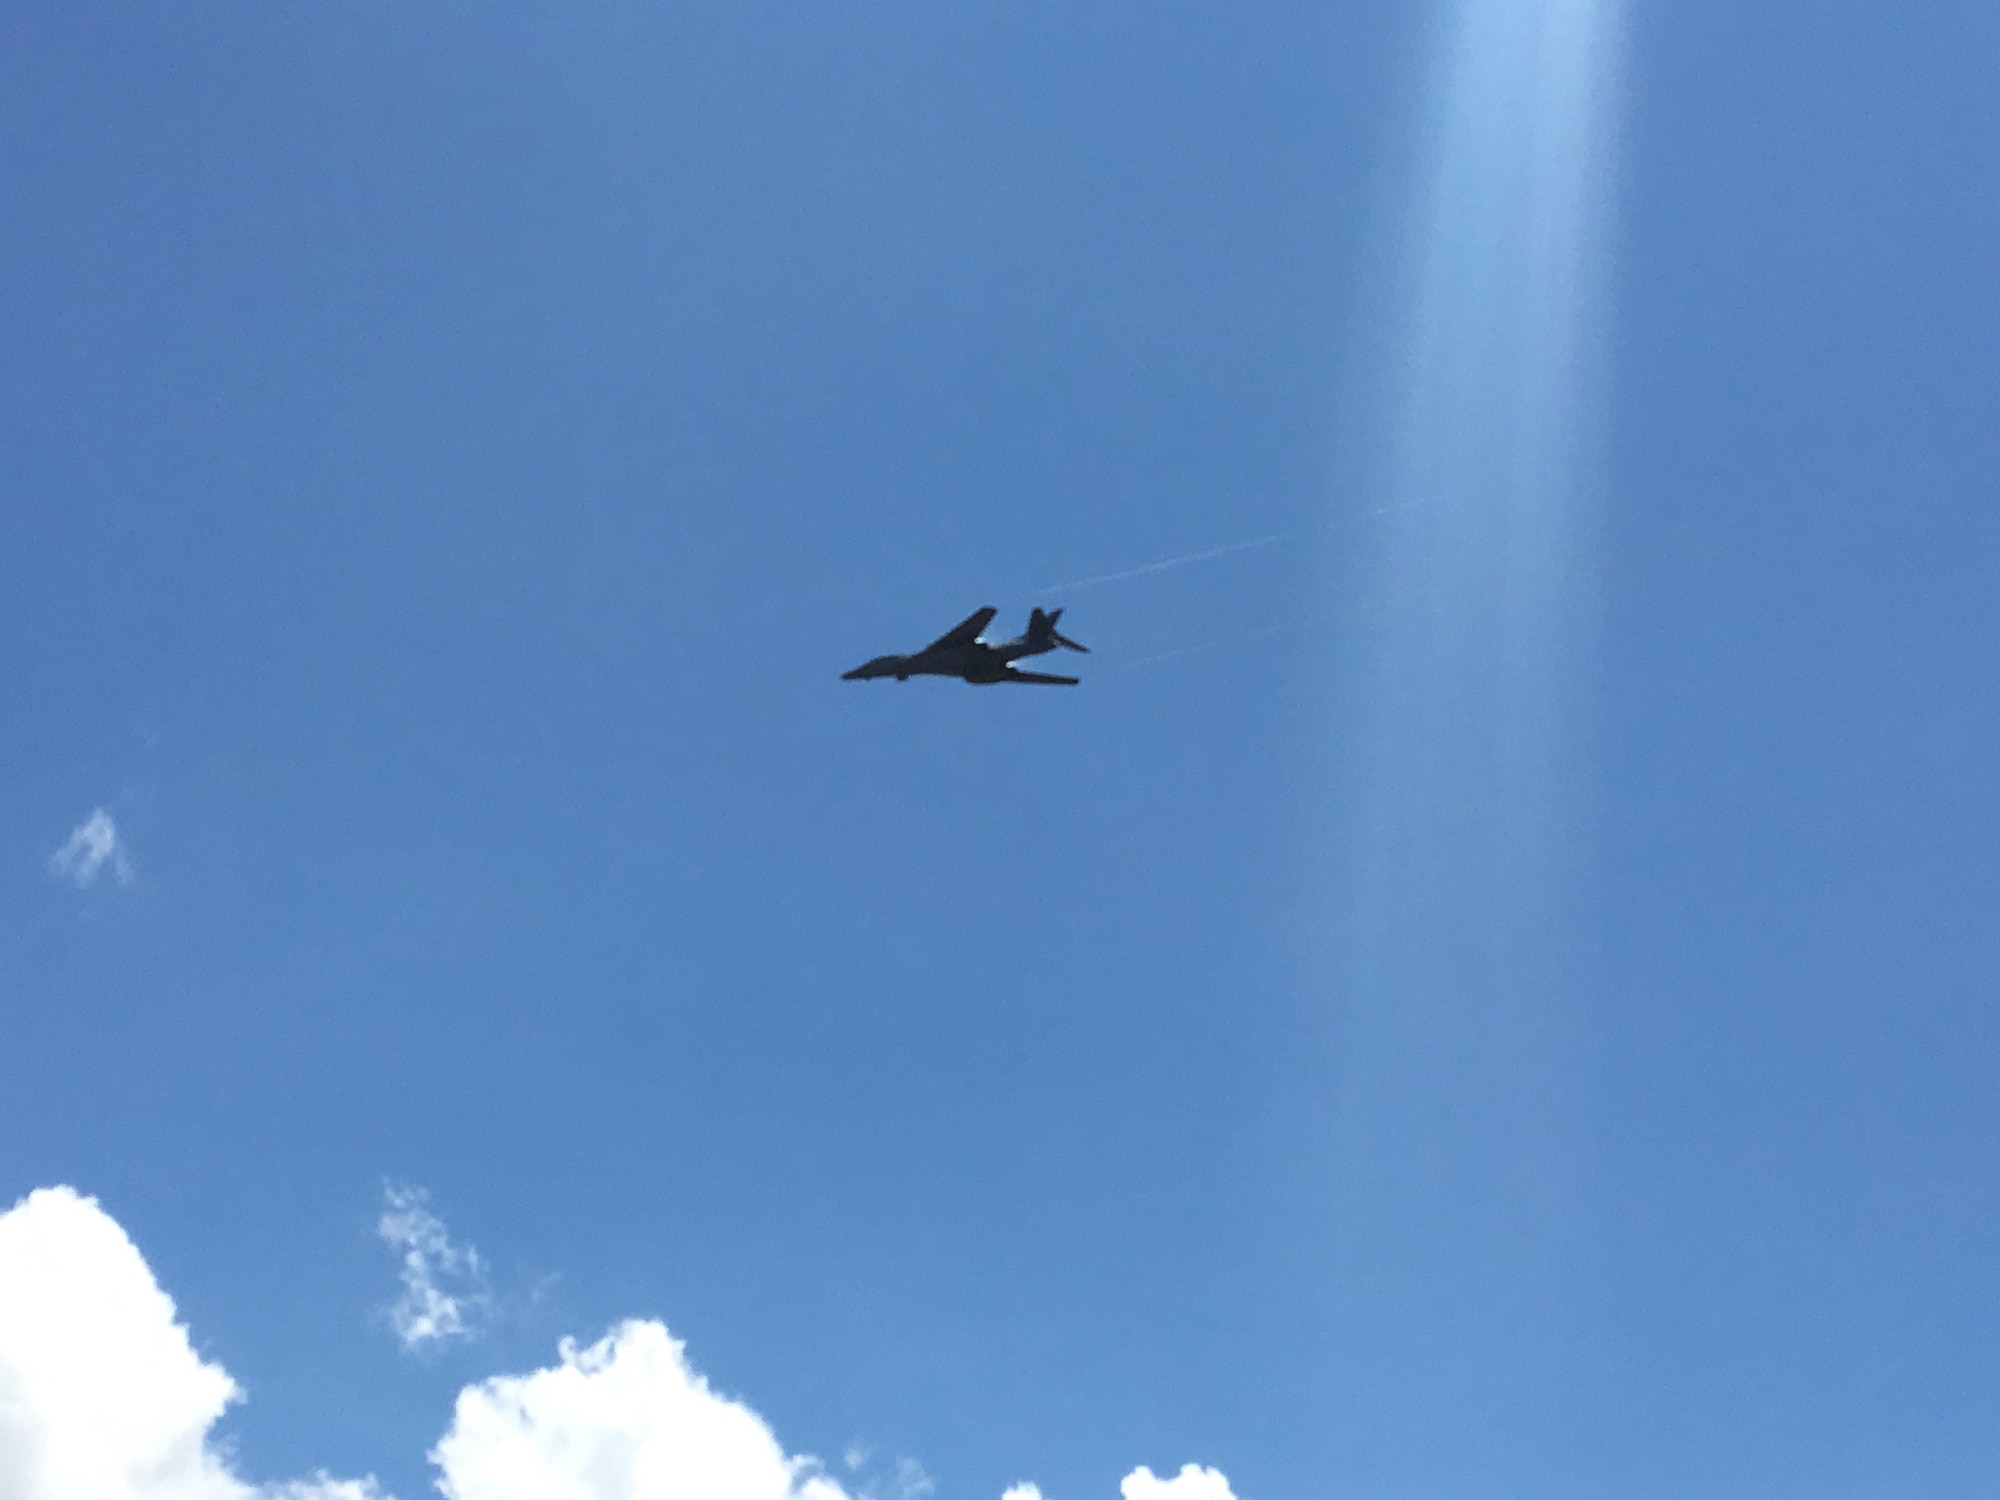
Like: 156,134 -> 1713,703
843,606 -> 1090,686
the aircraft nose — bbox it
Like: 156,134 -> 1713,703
842,655 -> 897,680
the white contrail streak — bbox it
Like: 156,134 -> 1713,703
1037,501 -> 1430,596
1038,532 -> 1303,593
1109,617 -> 1320,671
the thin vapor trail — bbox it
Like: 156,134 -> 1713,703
1103,594 -> 1395,671
1109,617 -> 1327,671
1038,532 -> 1302,593
1037,500 -> 1430,596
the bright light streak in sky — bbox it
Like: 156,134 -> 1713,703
1324,0 -> 1626,1490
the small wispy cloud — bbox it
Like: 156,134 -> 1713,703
377,1183 -> 490,1353
867,1458 -> 934,1500
841,1444 -> 934,1500
49,808 -> 135,888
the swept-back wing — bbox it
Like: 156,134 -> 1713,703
1001,668 -> 1080,685
920,606 -> 998,655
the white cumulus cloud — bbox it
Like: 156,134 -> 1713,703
1,1184 -> 1239,1500
1120,1465 -> 1239,1500
431,1320 -> 852,1500
378,1183 -> 490,1352
0,1185 -> 383,1500
48,808 -> 135,888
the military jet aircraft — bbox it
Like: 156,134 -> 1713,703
842,606 -> 1090,685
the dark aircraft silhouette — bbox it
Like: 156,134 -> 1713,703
843,606 -> 1090,686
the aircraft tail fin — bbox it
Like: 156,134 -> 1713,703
1027,606 -> 1090,654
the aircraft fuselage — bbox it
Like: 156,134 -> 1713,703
842,606 -> 1088,686
842,639 -> 1035,683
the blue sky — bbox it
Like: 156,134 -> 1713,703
3,3 -> 1997,1498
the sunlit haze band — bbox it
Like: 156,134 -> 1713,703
1329,0 -> 1626,1488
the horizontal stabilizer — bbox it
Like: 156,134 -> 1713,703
1002,667 -> 1081,685
1028,606 -> 1090,654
